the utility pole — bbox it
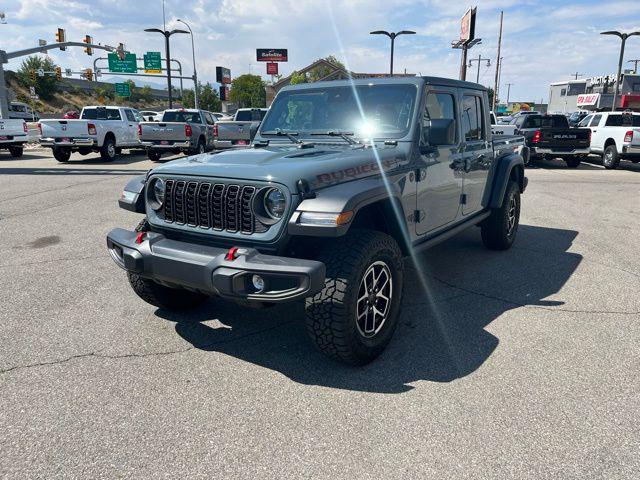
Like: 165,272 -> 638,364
627,59 -> 640,74
505,82 -> 514,104
493,11 -> 503,111
571,72 -> 583,80
469,54 -> 491,84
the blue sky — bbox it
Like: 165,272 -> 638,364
2,0 -> 640,103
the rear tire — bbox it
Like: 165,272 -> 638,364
148,150 -> 162,162
8,146 -> 23,158
53,146 -> 71,162
602,145 -> 620,169
481,181 -> 520,251
305,230 -> 404,365
565,157 -> 581,168
100,137 -> 117,161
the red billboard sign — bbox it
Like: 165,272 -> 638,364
257,49 -> 288,62
266,62 -> 278,75
460,7 -> 477,43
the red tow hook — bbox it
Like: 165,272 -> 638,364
135,232 -> 147,244
225,246 -> 239,261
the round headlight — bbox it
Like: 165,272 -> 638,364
263,188 -> 286,220
152,178 -> 165,210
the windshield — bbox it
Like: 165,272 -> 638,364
162,111 -> 201,123
524,116 -> 569,128
260,84 -> 418,140
236,110 -> 267,121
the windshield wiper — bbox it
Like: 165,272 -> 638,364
310,130 -> 358,145
261,129 -> 302,144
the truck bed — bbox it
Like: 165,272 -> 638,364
139,122 -> 189,143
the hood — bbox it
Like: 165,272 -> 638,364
150,143 -> 410,191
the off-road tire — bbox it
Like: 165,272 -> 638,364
127,272 -> 209,311
565,157 -> 581,168
481,180 -> 520,251
305,229 -> 404,366
8,146 -> 23,158
188,138 -> 206,156
53,146 -> 71,162
100,137 -> 117,161
148,150 -> 162,162
126,217 -> 208,310
602,145 -> 620,170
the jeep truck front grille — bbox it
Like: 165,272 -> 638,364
163,180 -> 261,234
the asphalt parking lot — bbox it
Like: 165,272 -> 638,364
1,148 -> 639,478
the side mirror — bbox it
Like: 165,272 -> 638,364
427,118 -> 456,146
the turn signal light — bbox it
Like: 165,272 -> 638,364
137,124 -> 142,137
37,122 -> 42,135
624,130 -> 633,143
23,122 -> 28,133
185,124 -> 193,137
87,123 -> 97,135
532,130 -> 541,143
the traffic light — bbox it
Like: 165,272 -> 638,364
83,35 -> 93,55
55,28 -> 66,50
116,43 -> 126,61
85,68 -> 93,82
30,69 -> 36,84
55,66 -> 62,81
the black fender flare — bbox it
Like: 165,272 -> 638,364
118,175 -> 146,213
288,176 -> 407,238
489,153 -> 526,209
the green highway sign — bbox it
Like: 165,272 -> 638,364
108,52 -> 137,73
115,82 -> 131,97
144,52 -> 162,74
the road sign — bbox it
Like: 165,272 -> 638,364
266,62 -> 278,75
115,82 -> 131,97
108,52 -> 137,73
257,49 -> 288,62
144,52 -> 162,73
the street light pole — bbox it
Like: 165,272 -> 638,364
600,30 -> 640,111
144,27 -> 188,109
177,19 -> 198,109
370,30 -> 416,76
468,54 -> 491,84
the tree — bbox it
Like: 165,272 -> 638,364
17,56 -> 58,100
307,55 -> 345,82
289,71 -> 307,85
139,85 -> 153,103
181,82 -> 222,111
229,74 -> 266,108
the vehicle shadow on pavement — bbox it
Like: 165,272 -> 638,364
156,224 -> 581,394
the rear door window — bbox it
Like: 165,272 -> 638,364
589,115 -> 602,127
461,95 -> 484,141
124,109 -> 136,122
605,114 -> 640,127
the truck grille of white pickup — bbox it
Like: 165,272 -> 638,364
163,180 -> 266,234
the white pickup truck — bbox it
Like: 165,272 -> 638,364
491,112 -> 516,136
578,111 -> 640,169
39,106 -> 142,162
0,118 -> 28,158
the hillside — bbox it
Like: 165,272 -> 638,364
6,71 -> 175,116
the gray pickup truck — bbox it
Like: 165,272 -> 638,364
213,108 -> 268,150
139,109 -> 216,161
107,77 -> 528,365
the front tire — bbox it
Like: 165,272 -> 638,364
53,146 -> 71,162
8,146 -> 23,158
100,137 -> 117,161
147,150 -> 162,162
565,157 -> 581,168
481,180 -> 521,250
305,230 -> 404,365
602,145 -> 620,169
127,273 -> 209,311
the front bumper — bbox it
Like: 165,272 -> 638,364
106,228 -> 325,303
40,137 -> 95,147
531,147 -> 590,156
140,140 -> 192,150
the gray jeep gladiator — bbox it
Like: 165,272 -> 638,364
107,77 -> 528,365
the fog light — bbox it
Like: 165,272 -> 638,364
252,274 -> 265,292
